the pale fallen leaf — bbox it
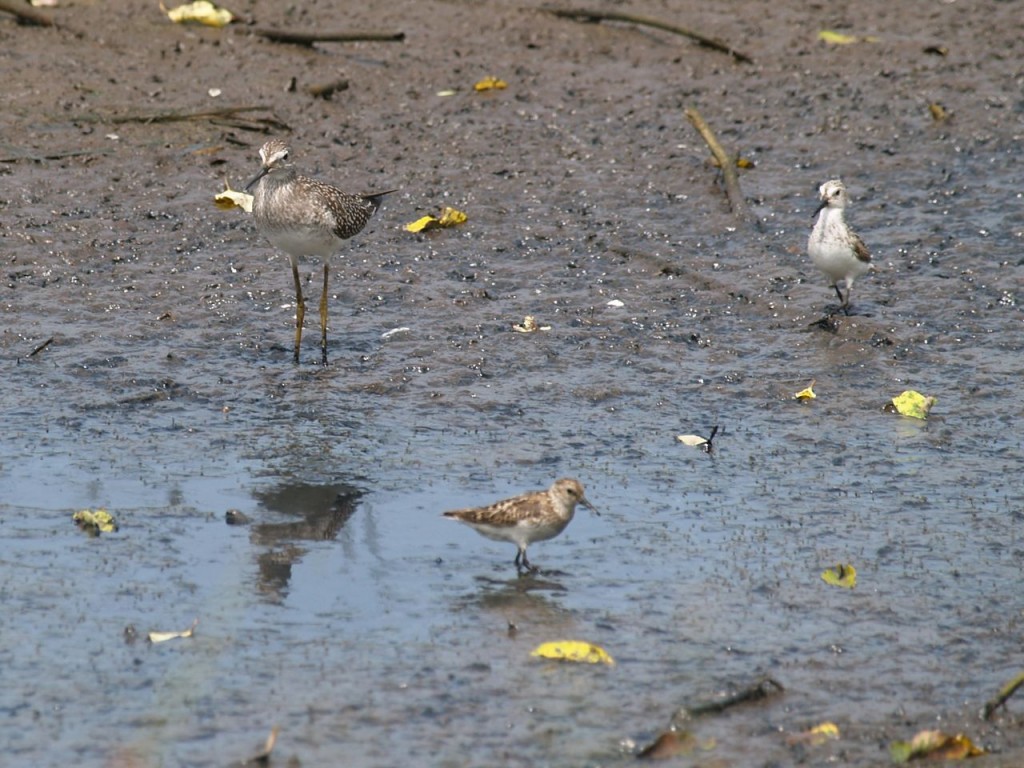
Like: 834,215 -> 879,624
821,563 -> 856,589
606,299 -> 624,308
244,726 -> 280,763
161,0 -> 234,27
214,181 -> 253,213
531,640 -> 614,665
676,425 -> 718,453
677,435 -> 708,446
512,315 -> 551,333
890,729 -> 984,762
149,619 -> 199,644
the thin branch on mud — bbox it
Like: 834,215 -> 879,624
983,670 -> 1024,720
545,8 -> 752,64
75,106 -> 290,132
674,676 -> 785,720
252,29 -> 405,46
685,107 -> 759,230
26,338 -> 54,358
0,0 -> 54,26
0,147 -> 115,163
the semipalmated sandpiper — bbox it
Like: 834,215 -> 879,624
808,179 -> 872,311
443,478 -> 599,572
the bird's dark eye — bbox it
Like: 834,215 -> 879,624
567,488 -> 578,497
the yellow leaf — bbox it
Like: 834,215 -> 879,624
890,730 -> 985,762
162,0 -> 234,27
793,380 -> 816,400
72,508 -> 118,534
891,390 -> 936,420
437,206 -> 467,226
474,75 -> 507,91
709,155 -> 755,170
787,721 -> 840,746
214,181 -> 253,213
929,103 -> 948,122
404,207 -> 467,233
531,640 -> 614,665
404,215 -> 437,233
821,563 -> 856,588
818,29 -> 859,44
148,619 -> 199,644
809,722 -> 840,742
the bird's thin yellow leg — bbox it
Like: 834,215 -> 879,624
319,263 -> 330,366
291,259 -> 305,364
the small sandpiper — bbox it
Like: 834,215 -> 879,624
443,478 -> 599,572
246,139 -> 394,365
807,179 -> 872,312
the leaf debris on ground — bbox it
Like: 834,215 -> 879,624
72,508 -> 118,535
148,618 -> 199,644
530,640 -> 614,665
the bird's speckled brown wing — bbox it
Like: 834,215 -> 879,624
444,491 -> 548,528
852,233 -> 871,264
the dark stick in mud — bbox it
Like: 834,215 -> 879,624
306,78 -> 351,100
75,106 -> 290,131
26,338 -> 53,358
685,107 -> 758,230
252,29 -> 405,46
546,8 -> 753,64
983,670 -> 1024,720
0,0 -> 54,26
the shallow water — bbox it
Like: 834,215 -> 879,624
2,1 -> 1024,765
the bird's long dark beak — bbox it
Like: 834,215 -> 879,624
245,166 -> 269,192
582,497 -> 600,516
812,198 -> 828,219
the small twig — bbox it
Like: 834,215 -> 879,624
983,671 -> 1024,720
675,676 -> 785,721
74,106 -> 290,132
0,0 -> 54,26
685,107 -> 759,230
546,8 -> 752,64
0,147 -> 115,163
252,29 -> 405,47
27,338 -> 54,358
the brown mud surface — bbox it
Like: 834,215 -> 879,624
2,1 -> 1023,766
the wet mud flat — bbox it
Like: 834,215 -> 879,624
2,0 -> 1024,765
